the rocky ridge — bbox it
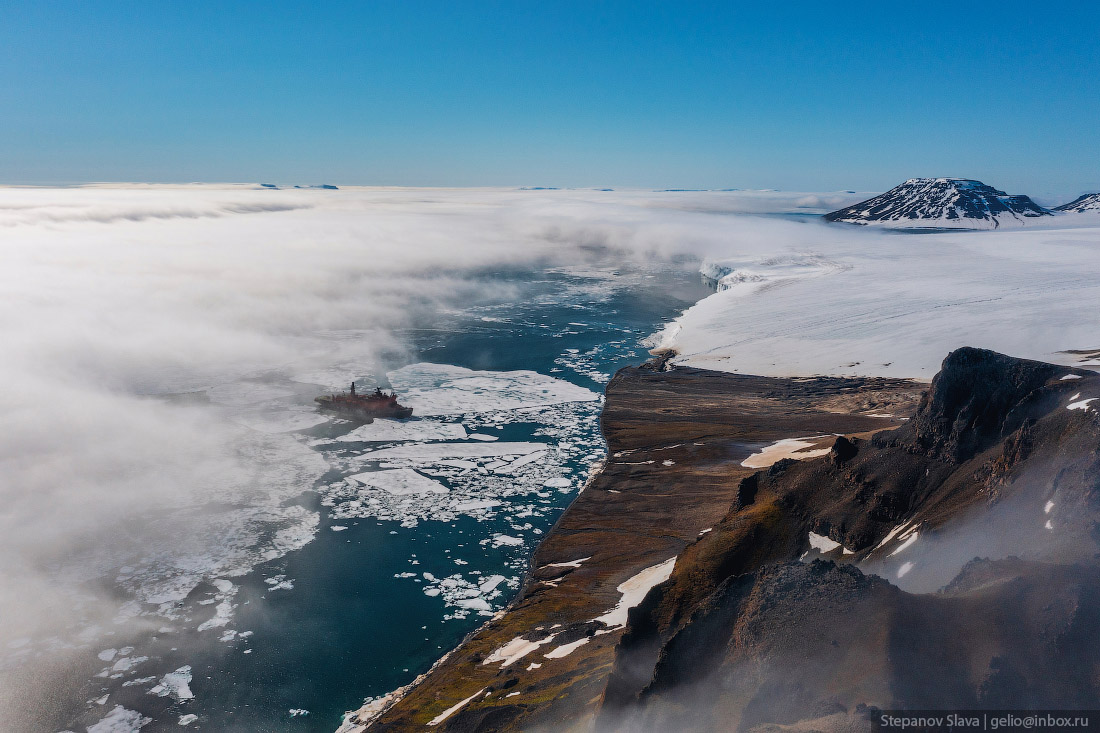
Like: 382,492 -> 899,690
1054,192 -> 1100,213
599,348 -> 1100,731
343,348 -> 1100,732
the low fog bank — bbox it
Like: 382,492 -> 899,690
0,185 -> 852,726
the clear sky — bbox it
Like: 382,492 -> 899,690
2,1 -> 1098,196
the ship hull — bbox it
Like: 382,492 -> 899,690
314,396 -> 413,421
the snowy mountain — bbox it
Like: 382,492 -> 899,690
824,177 -> 1051,229
1054,192 -> 1100,212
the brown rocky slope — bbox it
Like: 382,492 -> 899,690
600,348 -> 1100,731
345,348 -> 1100,732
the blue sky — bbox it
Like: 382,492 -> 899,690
1,1 -> 1098,196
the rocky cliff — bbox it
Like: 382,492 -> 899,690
599,348 -> 1100,731
344,348 -> 1100,732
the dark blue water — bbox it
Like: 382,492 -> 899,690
120,261 -> 708,732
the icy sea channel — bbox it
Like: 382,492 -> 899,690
61,262 -> 708,732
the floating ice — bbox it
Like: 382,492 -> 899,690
388,363 -> 599,416
111,656 -> 147,672
356,442 -> 547,462
88,705 -> 151,733
345,468 -> 449,495
320,398 -> 603,532
178,713 -> 198,726
478,575 -> 507,594
335,420 -> 467,443
455,597 -> 491,612
149,666 -> 194,701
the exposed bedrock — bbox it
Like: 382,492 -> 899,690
350,347 -> 1100,732
598,347 -> 1100,731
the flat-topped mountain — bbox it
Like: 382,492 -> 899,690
1054,192 -> 1100,212
824,178 -> 1051,229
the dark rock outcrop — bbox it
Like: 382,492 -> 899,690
598,348 -> 1100,731
357,348 -> 1099,732
601,559 -> 1100,733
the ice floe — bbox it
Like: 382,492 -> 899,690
320,397 -> 604,532
149,665 -> 194,701
335,420 -> 468,443
388,363 -> 599,416
88,705 -> 151,733
417,571 -> 519,620
356,442 -> 548,461
346,468 -> 449,495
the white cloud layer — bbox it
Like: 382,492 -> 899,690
0,184 -> 850,727
2,183 -> 1095,728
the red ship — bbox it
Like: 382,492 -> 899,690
314,383 -> 414,421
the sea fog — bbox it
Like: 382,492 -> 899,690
1,185 -> 870,731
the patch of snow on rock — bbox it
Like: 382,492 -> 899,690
594,557 -> 677,630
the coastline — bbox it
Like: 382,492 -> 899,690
336,455 -> 612,733
340,358 -> 924,731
